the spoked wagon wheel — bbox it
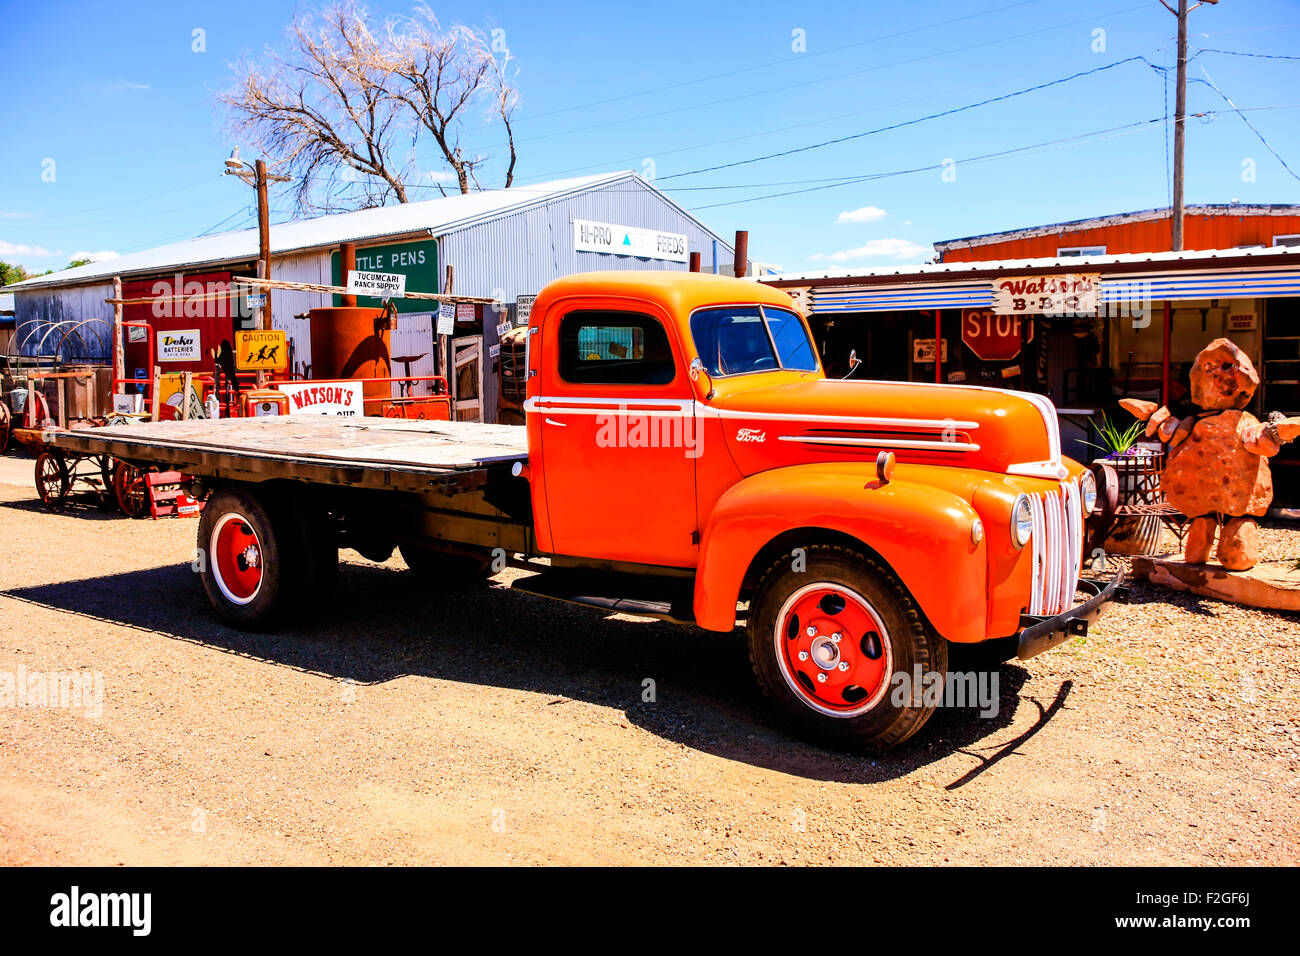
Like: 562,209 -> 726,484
112,461 -> 149,518
35,451 -> 70,508
0,402 -> 10,454
747,544 -> 947,751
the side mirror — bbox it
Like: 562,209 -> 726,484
689,357 -> 715,400
841,348 -> 862,379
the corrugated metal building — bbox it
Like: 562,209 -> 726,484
8,170 -> 738,421
934,203 -> 1300,262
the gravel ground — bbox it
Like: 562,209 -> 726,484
0,455 -> 1296,866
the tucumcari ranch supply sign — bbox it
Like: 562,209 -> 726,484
573,219 -> 688,263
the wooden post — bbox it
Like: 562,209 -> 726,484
112,276 -> 124,393
1162,300 -> 1172,408
181,371 -> 192,421
255,261 -> 268,388
256,158 -> 272,332
150,366 -> 161,422
934,309 -> 943,384
341,243 -> 357,308
440,265 -> 453,382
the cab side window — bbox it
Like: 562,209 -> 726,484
558,310 -> 676,386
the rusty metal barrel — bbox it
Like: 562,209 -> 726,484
307,306 -> 392,404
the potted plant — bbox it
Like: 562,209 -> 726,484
1084,413 -> 1165,555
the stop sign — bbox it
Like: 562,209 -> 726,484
961,308 -> 1030,361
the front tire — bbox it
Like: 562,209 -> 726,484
747,544 -> 947,751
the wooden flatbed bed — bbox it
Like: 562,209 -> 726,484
49,417 -> 529,493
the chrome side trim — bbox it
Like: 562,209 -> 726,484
777,436 -> 980,452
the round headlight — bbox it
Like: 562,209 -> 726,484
1011,494 -> 1034,549
1079,470 -> 1097,513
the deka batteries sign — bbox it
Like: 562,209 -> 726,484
573,219 -> 688,263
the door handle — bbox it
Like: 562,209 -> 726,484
543,417 -> 567,427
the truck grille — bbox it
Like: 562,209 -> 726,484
1026,478 -> 1084,617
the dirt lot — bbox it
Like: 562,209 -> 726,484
0,453 -> 1296,866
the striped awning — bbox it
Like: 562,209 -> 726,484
807,267 -> 1300,314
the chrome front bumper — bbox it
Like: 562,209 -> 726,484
1016,572 -> 1128,660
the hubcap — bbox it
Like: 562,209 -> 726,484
211,512 -> 265,605
774,583 -> 893,718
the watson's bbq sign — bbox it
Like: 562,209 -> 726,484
278,381 -> 363,417
991,273 -> 1099,316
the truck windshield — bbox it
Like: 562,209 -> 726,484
690,305 -> 819,377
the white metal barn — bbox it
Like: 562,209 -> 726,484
8,171 -> 739,421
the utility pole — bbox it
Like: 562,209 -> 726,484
1162,0 -> 1218,251
255,159 -> 271,332
224,148 -> 288,332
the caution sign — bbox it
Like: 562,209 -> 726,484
235,330 -> 289,372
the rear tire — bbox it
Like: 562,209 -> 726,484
747,544 -> 947,751
198,486 -> 299,628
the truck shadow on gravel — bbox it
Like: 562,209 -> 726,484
4,560 -> 1068,785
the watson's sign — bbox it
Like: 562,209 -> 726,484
574,219 -> 688,263
279,381 -> 363,417
991,273 -> 1099,316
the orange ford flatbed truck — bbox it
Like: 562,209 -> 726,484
52,271 -> 1125,749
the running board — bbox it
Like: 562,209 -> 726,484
509,570 -> 696,625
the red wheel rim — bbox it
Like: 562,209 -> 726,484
210,512 -> 265,605
774,583 -> 893,718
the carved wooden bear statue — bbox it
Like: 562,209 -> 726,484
1120,338 -> 1300,571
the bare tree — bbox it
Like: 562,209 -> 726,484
221,1 -> 520,211
384,7 -> 518,195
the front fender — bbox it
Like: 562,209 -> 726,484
694,463 -> 988,641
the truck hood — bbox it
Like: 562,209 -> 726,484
705,377 -> 1065,480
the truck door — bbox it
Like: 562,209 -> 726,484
532,302 -> 698,568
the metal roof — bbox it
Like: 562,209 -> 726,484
933,203 -> 1300,251
761,244 -> 1300,285
10,170 -> 662,291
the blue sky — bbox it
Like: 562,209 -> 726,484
2,0 -> 1299,276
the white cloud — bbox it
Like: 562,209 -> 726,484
836,205 -> 888,224
0,211 -> 34,220
809,238 -> 926,261
69,250 -> 120,263
0,240 -> 54,257
95,78 -> 151,94
425,170 -> 459,183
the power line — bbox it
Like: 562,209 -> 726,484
683,105 -> 1300,211
659,56 -> 1153,181
515,0 -> 1051,123
1196,47 -> 1300,60
507,4 -> 1150,148
1196,67 -> 1300,182
13,177 -> 215,223
685,117 -> 1172,211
